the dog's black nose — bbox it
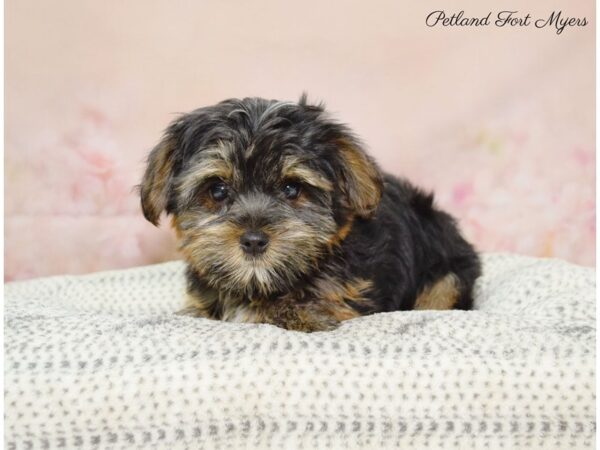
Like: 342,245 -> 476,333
240,230 -> 269,255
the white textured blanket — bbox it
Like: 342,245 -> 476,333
4,254 -> 596,449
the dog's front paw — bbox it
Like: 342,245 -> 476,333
274,312 -> 340,333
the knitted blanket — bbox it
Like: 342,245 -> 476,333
4,254 -> 596,449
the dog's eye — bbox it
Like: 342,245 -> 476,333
209,181 -> 229,202
282,182 -> 301,200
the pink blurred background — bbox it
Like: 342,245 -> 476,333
5,0 -> 595,281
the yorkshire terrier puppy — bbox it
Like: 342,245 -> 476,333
140,95 -> 481,332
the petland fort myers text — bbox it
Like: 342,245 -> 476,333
426,10 -> 587,35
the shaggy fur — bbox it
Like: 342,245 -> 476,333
140,95 -> 481,332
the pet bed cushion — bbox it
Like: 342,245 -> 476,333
4,253 -> 596,449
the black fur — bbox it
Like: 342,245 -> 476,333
341,176 -> 480,311
140,95 -> 481,331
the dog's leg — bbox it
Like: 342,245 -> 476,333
176,289 -> 220,318
414,273 -> 460,310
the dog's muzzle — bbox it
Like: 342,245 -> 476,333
240,230 -> 269,256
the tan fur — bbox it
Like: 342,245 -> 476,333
177,303 -> 210,318
244,143 -> 256,158
140,135 -> 178,225
166,136 -> 381,331
311,275 -> 372,321
414,273 -> 460,310
178,291 -> 218,318
222,305 -> 266,323
175,143 -> 236,203
180,275 -> 373,332
337,139 -> 383,218
327,217 -> 354,249
281,157 -> 333,192
173,213 -> 333,297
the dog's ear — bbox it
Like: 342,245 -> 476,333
336,138 -> 383,219
139,122 -> 184,226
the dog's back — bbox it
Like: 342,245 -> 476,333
340,174 -> 481,312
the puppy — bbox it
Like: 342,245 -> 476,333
140,95 -> 481,332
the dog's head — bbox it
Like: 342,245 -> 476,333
140,95 -> 383,296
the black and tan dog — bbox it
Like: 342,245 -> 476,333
140,95 -> 481,331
